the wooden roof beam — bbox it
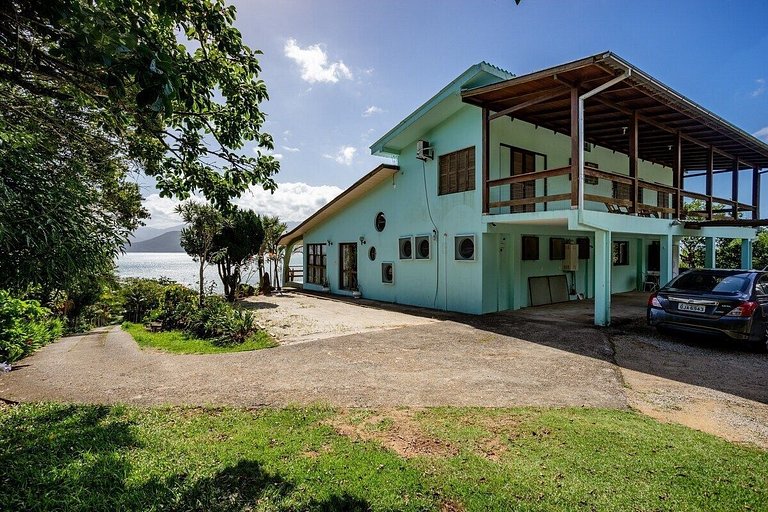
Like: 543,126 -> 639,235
489,88 -> 570,120
590,96 -> 758,168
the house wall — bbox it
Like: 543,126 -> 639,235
300,99 -> 748,316
488,116 -> 672,213
302,106 -> 487,314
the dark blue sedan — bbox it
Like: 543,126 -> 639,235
647,269 -> 768,351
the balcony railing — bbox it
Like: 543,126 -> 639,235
486,165 -> 758,220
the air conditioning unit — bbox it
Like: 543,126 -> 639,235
416,139 -> 433,161
563,243 -> 579,271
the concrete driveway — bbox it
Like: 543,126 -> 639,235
2,290 -> 767,448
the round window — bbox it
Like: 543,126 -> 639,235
369,246 -> 377,261
459,238 -> 475,259
375,212 -> 386,232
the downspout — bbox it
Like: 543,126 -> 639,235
572,67 -> 631,327
577,68 -> 632,225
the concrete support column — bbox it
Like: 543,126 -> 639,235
672,236 -> 681,277
283,242 -> 297,285
635,238 -> 646,291
704,237 -> 716,269
741,239 -> 753,270
509,232 -> 522,309
594,229 -> 612,326
660,234 -> 674,288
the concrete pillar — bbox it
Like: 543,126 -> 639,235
509,232 -> 521,309
672,236 -> 681,277
741,239 -> 753,270
594,229 -> 612,326
635,238 -> 646,291
660,234 -> 674,288
282,242 -> 292,286
704,237 -> 716,269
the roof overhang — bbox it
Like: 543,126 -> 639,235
370,62 -> 513,157
461,52 -> 768,170
278,164 -> 400,247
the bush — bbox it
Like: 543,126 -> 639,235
0,290 -> 63,363
120,278 -> 167,323
157,284 -> 198,330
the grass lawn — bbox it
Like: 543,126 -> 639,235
121,322 -> 277,354
1,403 -> 766,511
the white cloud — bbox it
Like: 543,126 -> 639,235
752,79 -> 766,98
324,146 -> 357,166
254,148 -> 283,160
141,194 -> 196,229
282,145 -> 300,152
362,105 -> 384,117
140,182 -> 344,229
754,126 -> 768,142
235,182 -> 343,223
284,38 -> 352,84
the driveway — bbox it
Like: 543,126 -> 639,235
1,290 -> 767,448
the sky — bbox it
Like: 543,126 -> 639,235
141,0 -> 768,229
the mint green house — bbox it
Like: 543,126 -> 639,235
280,52 -> 768,325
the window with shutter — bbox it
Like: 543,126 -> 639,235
438,147 -> 476,195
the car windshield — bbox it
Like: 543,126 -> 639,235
667,272 -> 752,294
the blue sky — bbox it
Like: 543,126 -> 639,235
142,0 -> 768,228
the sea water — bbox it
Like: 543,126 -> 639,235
115,253 -> 302,290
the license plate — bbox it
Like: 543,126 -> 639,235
678,303 -> 706,313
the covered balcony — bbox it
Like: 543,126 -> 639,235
462,52 -> 768,227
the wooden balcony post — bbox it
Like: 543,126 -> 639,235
570,87 -> 579,208
482,107 -> 490,214
672,131 -> 682,218
754,165 -> 761,220
628,111 -> 639,213
732,158 -> 739,219
706,146 -> 714,220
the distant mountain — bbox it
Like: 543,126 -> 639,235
125,231 -> 183,252
129,224 -> 185,244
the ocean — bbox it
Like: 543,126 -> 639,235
115,252 -> 302,291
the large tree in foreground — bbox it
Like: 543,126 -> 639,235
0,0 -> 280,207
0,0 -> 279,298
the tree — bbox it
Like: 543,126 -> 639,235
176,202 -> 224,306
210,210 -> 264,302
260,216 -> 288,291
0,0 -> 280,302
0,0 -> 280,208
0,84 -> 147,297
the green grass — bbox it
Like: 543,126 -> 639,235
1,404 -> 766,511
121,322 -> 277,354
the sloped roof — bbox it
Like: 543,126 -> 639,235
369,62 -> 513,156
462,51 -> 768,170
278,164 -> 399,247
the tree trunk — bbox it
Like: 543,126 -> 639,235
198,258 -> 205,307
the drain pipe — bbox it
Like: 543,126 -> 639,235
572,68 -> 631,328
577,68 -> 631,223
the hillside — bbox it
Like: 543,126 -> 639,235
125,231 -> 183,253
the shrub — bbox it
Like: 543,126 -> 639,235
215,308 -> 259,346
157,284 -> 198,330
0,290 -> 63,363
120,278 -> 167,323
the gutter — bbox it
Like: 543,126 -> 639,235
577,68 -> 631,225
